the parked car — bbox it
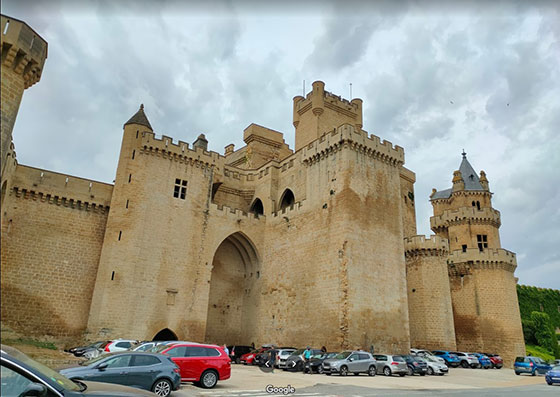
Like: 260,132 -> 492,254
104,339 -> 138,353
227,345 -> 253,364
451,352 -> 480,368
154,343 -> 230,388
60,352 -> 180,397
133,342 -> 159,352
514,356 -> 552,376
240,348 -> 267,365
66,341 -> 108,357
432,350 -> 461,367
482,353 -> 504,369
1,344 -> 156,396
321,351 -> 377,376
284,348 -> 322,372
472,353 -> 492,369
372,354 -> 407,376
402,354 -> 428,376
276,348 -> 297,369
82,341 -> 115,359
545,365 -> 560,385
410,348 -> 446,365
304,352 -> 337,374
423,355 -> 449,375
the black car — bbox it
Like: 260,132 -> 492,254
284,349 -> 322,371
1,344 -> 156,396
402,354 -> 428,376
304,352 -> 338,374
66,341 -> 108,357
227,345 -> 253,364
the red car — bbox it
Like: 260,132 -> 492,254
240,347 -> 270,365
156,343 -> 231,388
483,353 -> 504,369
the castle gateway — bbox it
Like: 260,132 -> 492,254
0,14 -> 525,366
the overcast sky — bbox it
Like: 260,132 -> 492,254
3,0 -> 559,289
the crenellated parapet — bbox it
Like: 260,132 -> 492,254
8,165 -> 113,212
138,131 -> 224,169
447,248 -> 517,275
301,124 -> 404,166
271,200 -> 304,218
1,15 -> 48,89
404,235 -> 449,257
430,207 -> 501,232
209,203 -> 265,221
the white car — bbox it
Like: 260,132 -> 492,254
104,339 -> 137,353
423,355 -> 449,375
410,349 -> 446,365
452,351 -> 480,368
276,349 -> 297,368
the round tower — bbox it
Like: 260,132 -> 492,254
430,151 -> 525,367
405,235 -> 456,350
1,15 -> 47,207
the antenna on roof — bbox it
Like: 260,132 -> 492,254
462,149 -> 467,159
349,83 -> 352,99
303,80 -> 305,96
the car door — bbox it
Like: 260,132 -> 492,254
165,346 -> 188,380
358,353 -> 371,372
184,346 -> 209,381
373,355 -> 386,374
347,353 -> 360,372
89,354 -> 132,385
128,355 -> 161,390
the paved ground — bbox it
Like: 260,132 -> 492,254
173,365 -> 556,396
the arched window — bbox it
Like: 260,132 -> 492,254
472,201 -> 476,207
279,189 -> 295,210
250,198 -> 264,217
476,201 -> 481,210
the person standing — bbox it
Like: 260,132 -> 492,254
303,346 -> 312,373
267,345 -> 277,369
223,345 -> 229,356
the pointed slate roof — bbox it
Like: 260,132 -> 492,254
124,104 -> 152,130
431,151 -> 484,200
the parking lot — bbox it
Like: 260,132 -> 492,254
174,365 -> 551,396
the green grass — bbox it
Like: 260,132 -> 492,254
526,344 -> 555,362
1,338 -> 57,350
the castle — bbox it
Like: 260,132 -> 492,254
0,15 -> 525,366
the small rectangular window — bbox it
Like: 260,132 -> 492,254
462,245 -> 467,253
174,178 -> 187,199
132,150 -> 135,159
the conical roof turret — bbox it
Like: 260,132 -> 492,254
124,104 -> 152,130
430,150 -> 485,200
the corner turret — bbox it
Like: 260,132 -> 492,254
124,104 -> 152,130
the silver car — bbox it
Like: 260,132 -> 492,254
410,349 -> 446,365
276,349 -> 296,369
321,351 -> 377,376
452,351 -> 480,368
372,354 -> 408,376
423,355 -> 449,375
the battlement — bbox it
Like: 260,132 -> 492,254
295,85 -> 361,118
209,202 -> 264,221
404,235 -> 449,257
301,124 -> 404,166
431,207 -> 501,231
447,248 -> 517,274
9,165 -> 113,211
1,15 -> 48,88
271,200 -> 304,218
138,131 -> 223,167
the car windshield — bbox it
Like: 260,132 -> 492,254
327,352 -> 338,358
533,357 -> 546,364
552,366 -> 560,371
393,356 -> 405,362
334,351 -> 352,359
80,352 -> 120,366
1,345 -> 81,392
423,356 -> 436,363
291,349 -> 305,355
151,344 -> 173,354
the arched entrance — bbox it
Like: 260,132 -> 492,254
279,189 -> 295,210
152,328 -> 178,341
250,198 -> 264,217
205,232 -> 260,345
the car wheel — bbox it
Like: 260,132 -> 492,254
368,366 -> 376,376
461,361 -> 469,368
399,373 -> 406,377
547,381 -> 553,386
515,371 -> 520,375
531,370 -> 536,376
420,372 -> 426,376
297,361 -> 304,372
325,372 -> 331,376
152,379 -> 172,397
200,370 -> 218,389
496,365 -> 502,369
340,366 -> 348,376
383,367 -> 392,376
407,366 -> 414,376
427,367 -> 434,375
236,358 -> 240,364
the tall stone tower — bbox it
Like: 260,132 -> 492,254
430,152 -> 525,365
0,15 -> 47,208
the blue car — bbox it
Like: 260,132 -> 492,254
432,351 -> 460,368
546,365 -> 560,385
473,353 -> 492,369
514,356 -> 552,376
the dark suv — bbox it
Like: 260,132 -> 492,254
402,354 -> 428,376
514,356 -> 552,376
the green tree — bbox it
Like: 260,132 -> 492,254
530,311 -> 560,359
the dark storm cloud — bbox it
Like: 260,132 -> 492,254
2,0 -> 559,288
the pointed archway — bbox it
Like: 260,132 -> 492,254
205,232 -> 260,345
152,328 -> 178,341
279,189 -> 295,210
250,198 -> 264,217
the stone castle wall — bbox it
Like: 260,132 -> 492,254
1,165 -> 112,337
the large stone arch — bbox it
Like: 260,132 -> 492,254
279,188 -> 295,210
152,328 -> 178,341
205,232 -> 260,346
